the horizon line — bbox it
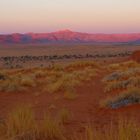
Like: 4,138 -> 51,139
1,29 -> 140,35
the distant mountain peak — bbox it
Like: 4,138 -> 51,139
56,29 -> 73,33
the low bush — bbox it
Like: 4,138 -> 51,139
103,88 -> 140,109
104,79 -> 132,92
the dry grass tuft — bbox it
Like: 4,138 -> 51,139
108,61 -> 140,72
20,76 -> 36,87
59,108 -> 71,124
0,105 -> 66,140
6,105 -> 37,140
72,117 -> 140,140
39,113 -> 66,140
64,90 -> 77,100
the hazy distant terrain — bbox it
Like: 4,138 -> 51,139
0,44 -> 140,69
0,44 -> 140,56
1,30 -> 140,44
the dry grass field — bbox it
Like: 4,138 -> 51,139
0,45 -> 140,140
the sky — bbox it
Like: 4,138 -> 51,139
0,0 -> 140,34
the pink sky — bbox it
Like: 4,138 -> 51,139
0,0 -> 140,34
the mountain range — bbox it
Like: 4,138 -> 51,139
1,29 -> 140,44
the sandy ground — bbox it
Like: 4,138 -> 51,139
0,44 -> 140,137
0,59 -> 140,136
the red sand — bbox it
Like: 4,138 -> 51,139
132,50 -> 140,62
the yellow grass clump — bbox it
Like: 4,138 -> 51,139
64,90 -> 77,100
59,108 -> 71,124
20,76 -> 36,87
108,61 -> 140,72
72,117 -> 140,140
39,113 -> 66,140
0,105 -> 66,140
34,70 -> 47,78
0,106 -> 140,140
66,61 -> 100,70
6,105 -> 37,140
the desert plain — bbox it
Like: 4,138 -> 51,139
0,44 -> 140,140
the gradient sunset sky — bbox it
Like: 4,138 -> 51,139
0,0 -> 140,34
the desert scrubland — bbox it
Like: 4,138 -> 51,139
0,45 -> 140,140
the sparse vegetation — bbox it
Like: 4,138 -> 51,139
6,105 -> 37,140
0,61 -> 99,99
1,56 -> 140,140
39,113 -> 66,140
108,61 -> 140,72
103,61 -> 140,92
103,88 -> 140,108
0,59 -> 101,140
59,108 -> 71,123
72,117 -> 140,140
64,90 -> 77,100
1,51 -> 131,69
1,105 -> 140,140
103,61 -> 140,108
0,105 -> 66,140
